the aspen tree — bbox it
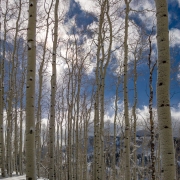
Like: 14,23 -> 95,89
36,1 -> 53,177
58,86 -> 65,180
11,1 -> 22,175
19,62 -> 25,175
0,0 -> 6,175
64,42 -> 75,180
93,1 -> 106,178
75,43 -> 81,180
6,81 -> 13,177
132,54 -> 137,180
14,90 -> 18,175
147,30 -> 157,180
4,0 -> 13,176
13,50 -> 21,174
18,41 -> 27,175
56,122 -> 60,180
26,0 -> 37,179
82,100 -> 89,180
93,1 -> 113,179
112,75 -> 121,180
49,0 -> 59,179
55,85 -> 64,180
123,0 -> 131,179
0,57 -> 5,177
100,1 -> 112,179
155,0 -> 176,179
6,3 -> 21,174
131,37 -> 142,180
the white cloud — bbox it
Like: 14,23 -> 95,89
130,0 -> 156,30
136,105 -> 180,136
178,0 -> 180,7
169,28 -> 180,47
75,0 -> 98,14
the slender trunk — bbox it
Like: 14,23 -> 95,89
148,33 -> 156,180
6,83 -> 13,177
67,82 -> 72,180
155,1 -> 176,179
93,2 -> 105,179
49,1 -> 59,179
19,95 -> 23,175
112,77 -> 120,180
6,0 -> 16,175
2,1 -> 8,174
75,70 -> 81,180
0,0 -> 6,174
26,0 -> 37,179
132,56 -> 137,180
60,121 -> 63,180
36,2 -> 53,177
14,97 -> 18,175
123,1 -> 131,179
19,59 -> 25,175
83,113 -> 88,180
56,124 -> 60,180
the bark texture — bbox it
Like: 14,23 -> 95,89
26,0 -> 37,179
155,0 -> 176,179
49,0 -> 59,179
0,0 -> 6,175
123,1 -> 131,179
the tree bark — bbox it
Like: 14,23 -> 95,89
26,0 -> 37,179
36,2 -> 53,178
49,0 -> 59,179
155,0 -> 176,179
148,32 -> 156,180
123,0 -> 131,179
0,0 -> 6,175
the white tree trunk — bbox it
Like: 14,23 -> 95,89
132,55 -> 137,180
26,0 -> 37,179
155,0 -> 176,179
123,1 -> 131,179
0,67 -> 6,178
49,1 -> 59,179
36,2 -> 53,178
148,33 -> 156,180
0,0 -> 6,175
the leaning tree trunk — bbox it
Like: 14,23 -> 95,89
49,0 -> 59,179
155,0 -> 176,179
26,0 -> 37,179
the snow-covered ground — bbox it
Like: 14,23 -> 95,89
0,174 -> 26,180
0,175 -> 48,180
0,173 -> 48,180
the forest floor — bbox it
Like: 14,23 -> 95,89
0,172 -> 48,180
0,176 -> 48,180
0,173 -> 25,180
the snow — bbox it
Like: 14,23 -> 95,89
0,174 -> 48,180
0,175 -> 26,180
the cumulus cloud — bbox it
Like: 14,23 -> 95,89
75,0 -> 98,14
169,28 -> 180,47
136,105 -> 180,136
130,0 -> 156,30
177,0 -> 180,7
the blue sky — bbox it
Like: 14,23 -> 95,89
1,0 -> 180,131
65,0 -> 180,112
